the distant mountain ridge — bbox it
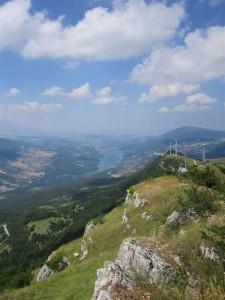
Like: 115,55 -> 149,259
162,126 -> 225,142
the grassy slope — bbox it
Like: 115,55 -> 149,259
1,158 -> 225,300
0,176 -> 189,300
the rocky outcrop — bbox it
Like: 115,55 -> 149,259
92,237 -> 174,300
200,245 -> 219,262
133,192 -> 148,208
37,255 -> 70,281
117,238 -> 173,284
84,222 -> 94,237
93,261 -> 133,300
166,209 -> 197,226
47,250 -> 56,262
37,265 -> 54,282
80,240 -> 89,261
58,256 -> 71,271
80,221 -> 94,261
121,208 -> 129,226
125,189 -> 133,205
125,190 -> 148,208
166,210 -> 182,226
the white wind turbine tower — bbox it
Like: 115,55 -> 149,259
175,139 -> 178,157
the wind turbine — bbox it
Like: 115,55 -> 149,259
175,139 -> 178,157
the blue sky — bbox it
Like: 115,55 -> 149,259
0,0 -> 225,134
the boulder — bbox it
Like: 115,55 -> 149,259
58,256 -> 70,271
37,264 -> 54,282
166,211 -> 182,226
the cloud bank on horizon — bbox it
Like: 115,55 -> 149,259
0,0 -> 224,133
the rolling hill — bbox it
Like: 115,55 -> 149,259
162,126 -> 225,142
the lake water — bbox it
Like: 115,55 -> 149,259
98,147 -> 123,171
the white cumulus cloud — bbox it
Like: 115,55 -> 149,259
139,83 -> 199,103
42,83 -> 92,100
4,88 -> 21,97
131,26 -> 225,85
159,92 -> 216,113
186,93 -> 216,105
68,83 -> 92,100
96,86 -> 112,97
42,86 -> 65,97
92,86 -> 126,105
0,0 -> 185,60
42,83 -> 126,105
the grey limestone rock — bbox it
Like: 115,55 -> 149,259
92,237 -> 173,300
200,245 -> 219,262
37,264 -> 54,282
84,222 -> 94,237
166,210 -> 182,226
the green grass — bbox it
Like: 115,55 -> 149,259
1,169 -> 225,300
0,176 -> 188,300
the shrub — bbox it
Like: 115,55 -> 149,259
46,253 -> 63,271
92,215 -> 105,225
11,272 -> 32,288
189,166 -> 221,189
178,185 -> 218,216
129,186 -> 136,195
169,266 -> 188,288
